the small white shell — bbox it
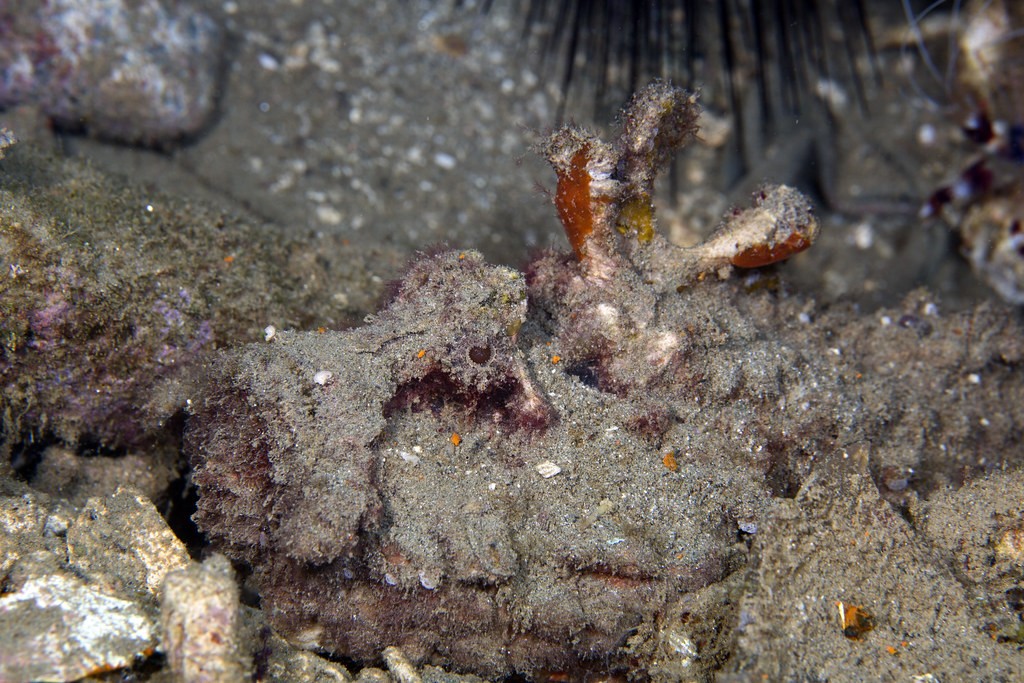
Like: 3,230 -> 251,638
418,570 -> 439,590
535,461 -> 561,478
313,370 -> 333,385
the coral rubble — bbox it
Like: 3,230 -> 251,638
0,484 -> 189,681
162,554 -> 250,682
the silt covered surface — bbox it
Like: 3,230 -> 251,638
188,246 -> 1024,678
0,1 -> 1023,679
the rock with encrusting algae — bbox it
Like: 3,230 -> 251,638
0,0 -> 223,144
161,554 -> 250,683
0,143 -> 392,453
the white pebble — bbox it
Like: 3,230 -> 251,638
852,222 -> 874,250
313,370 -> 333,385
264,325 -> 276,342
433,152 -> 456,170
418,570 -> 439,590
258,52 -> 280,71
316,204 -> 342,225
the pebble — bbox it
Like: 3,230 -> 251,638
0,0 -> 223,144
0,574 -> 157,682
161,554 -> 249,682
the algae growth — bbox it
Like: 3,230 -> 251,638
183,84 -> 1024,679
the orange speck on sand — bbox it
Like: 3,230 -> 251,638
450,432 -> 462,447
223,254 -> 235,264
317,326 -> 327,334
417,349 -> 426,358
836,601 -> 874,640
731,231 -> 811,268
551,355 -> 561,364
886,645 -> 898,655
662,451 -> 678,472
554,146 -> 595,260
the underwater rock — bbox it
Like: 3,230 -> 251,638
0,484 -> 191,681
161,554 -> 250,683
67,486 -> 191,601
0,573 -> 157,681
30,443 -> 179,506
0,0 -> 223,144
0,144 -> 392,453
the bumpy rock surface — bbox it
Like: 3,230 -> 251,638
188,243 -> 1024,677
162,554 -> 250,682
0,144 -> 393,453
0,483 -> 190,681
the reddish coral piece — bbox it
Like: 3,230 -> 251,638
554,146 -> 595,260
731,231 -> 813,268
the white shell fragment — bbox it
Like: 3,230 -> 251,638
535,460 -> 562,478
313,369 -> 333,385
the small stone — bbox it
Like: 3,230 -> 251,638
383,646 -> 423,683
161,554 -> 250,682
0,126 -> 16,159
433,152 -> 457,170
994,527 -> 1024,566
0,0 -> 224,143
